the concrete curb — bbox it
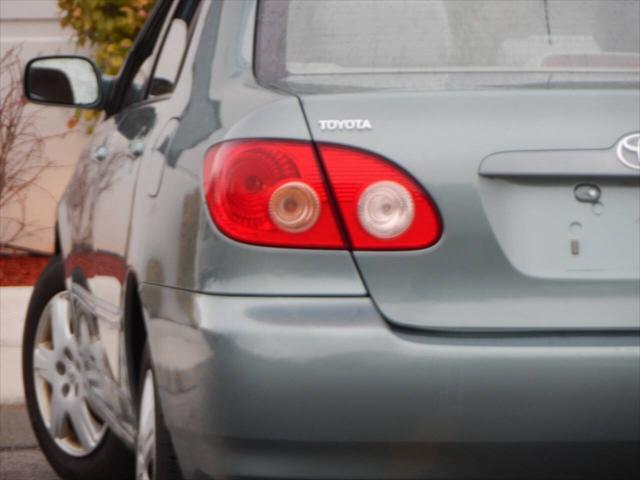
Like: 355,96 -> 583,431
0,287 -> 32,405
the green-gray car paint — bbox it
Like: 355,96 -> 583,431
48,0 -> 639,478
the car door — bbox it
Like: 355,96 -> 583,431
79,0 -> 201,438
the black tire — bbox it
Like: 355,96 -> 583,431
22,255 -> 134,480
138,344 -> 184,480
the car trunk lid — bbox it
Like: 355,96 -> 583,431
301,89 -> 640,331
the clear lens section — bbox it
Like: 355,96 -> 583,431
358,181 -> 415,239
269,181 -> 321,233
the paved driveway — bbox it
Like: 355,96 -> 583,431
0,448 -> 58,480
0,288 -> 58,479
0,406 -> 58,479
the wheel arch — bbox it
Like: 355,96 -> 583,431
53,223 -> 61,255
123,271 -> 147,405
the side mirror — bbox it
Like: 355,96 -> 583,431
24,56 -> 103,109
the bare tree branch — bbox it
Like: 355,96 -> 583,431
0,46 -> 69,247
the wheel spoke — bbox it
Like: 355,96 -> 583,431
50,298 -> 72,350
32,291 -> 107,457
139,406 -> 155,460
78,319 -> 93,347
69,403 -> 100,451
137,454 -> 152,480
33,347 -> 57,385
142,428 -> 155,462
49,393 -> 67,439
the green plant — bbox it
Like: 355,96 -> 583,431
58,0 -> 156,126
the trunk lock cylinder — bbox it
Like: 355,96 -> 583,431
574,183 -> 601,203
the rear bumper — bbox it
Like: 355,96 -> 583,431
140,284 -> 640,479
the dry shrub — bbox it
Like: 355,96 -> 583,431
0,47 -> 62,249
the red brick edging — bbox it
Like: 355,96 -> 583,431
0,255 -> 51,287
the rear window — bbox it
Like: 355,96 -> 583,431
255,0 -> 640,93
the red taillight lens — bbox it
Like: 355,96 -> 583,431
203,140 -> 344,249
203,140 -> 442,251
317,144 -> 442,250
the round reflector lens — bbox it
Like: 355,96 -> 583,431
269,181 -> 321,233
357,181 -> 415,239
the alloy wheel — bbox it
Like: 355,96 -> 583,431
32,291 -> 107,456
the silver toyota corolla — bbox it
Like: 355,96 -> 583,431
21,0 -> 640,479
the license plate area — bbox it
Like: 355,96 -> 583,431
479,177 -> 640,280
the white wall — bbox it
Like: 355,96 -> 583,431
1,0 -> 90,253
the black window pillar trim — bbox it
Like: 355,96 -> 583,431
105,0 -> 175,117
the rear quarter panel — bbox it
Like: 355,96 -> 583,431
126,0 -> 364,296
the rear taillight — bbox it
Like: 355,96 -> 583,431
203,140 -> 344,248
317,144 -> 442,250
203,140 -> 442,250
